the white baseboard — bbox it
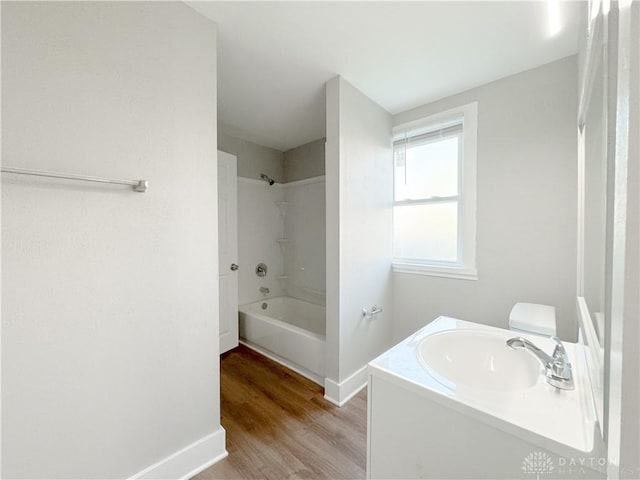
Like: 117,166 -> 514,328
129,427 -> 227,480
324,364 -> 368,407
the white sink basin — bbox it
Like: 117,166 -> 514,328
417,329 -> 541,392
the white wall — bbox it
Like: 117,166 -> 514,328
392,56 -> 579,342
325,76 -> 394,386
283,177 -> 326,306
619,5 -> 640,474
605,2 -> 640,477
218,130 -> 284,182
283,139 -> 325,182
237,179 -> 286,305
1,3 -> 223,478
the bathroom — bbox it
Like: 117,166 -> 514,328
1,2 -> 638,480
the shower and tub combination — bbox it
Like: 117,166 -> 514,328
237,170 -> 326,384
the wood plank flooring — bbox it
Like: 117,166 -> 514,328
195,345 -> 367,480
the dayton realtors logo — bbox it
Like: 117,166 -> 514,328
522,451 -> 555,479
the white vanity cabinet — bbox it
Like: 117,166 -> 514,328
366,317 -> 605,479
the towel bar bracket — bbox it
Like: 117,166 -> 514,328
362,305 -> 383,318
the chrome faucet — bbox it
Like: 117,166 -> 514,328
259,286 -> 270,296
506,336 -> 574,390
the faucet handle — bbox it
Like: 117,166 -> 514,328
550,336 -> 569,362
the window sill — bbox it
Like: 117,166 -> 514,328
392,262 -> 478,280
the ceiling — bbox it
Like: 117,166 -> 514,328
187,1 -> 583,151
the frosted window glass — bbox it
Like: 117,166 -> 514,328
393,202 -> 458,262
395,136 -> 459,201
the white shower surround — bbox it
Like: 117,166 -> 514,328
283,176 -> 326,305
237,175 -> 326,306
237,177 -> 286,304
237,175 -> 327,383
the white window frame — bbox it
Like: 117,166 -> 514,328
392,102 -> 478,280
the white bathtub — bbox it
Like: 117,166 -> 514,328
239,296 -> 326,384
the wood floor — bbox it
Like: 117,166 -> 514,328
195,345 -> 367,480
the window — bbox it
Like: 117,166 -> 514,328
392,102 -> 477,279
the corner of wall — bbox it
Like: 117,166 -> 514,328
323,365 -> 368,407
129,427 -> 227,480
324,75 -> 342,383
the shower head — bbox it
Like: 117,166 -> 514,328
260,173 -> 275,186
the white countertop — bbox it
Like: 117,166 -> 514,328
368,316 -> 600,457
